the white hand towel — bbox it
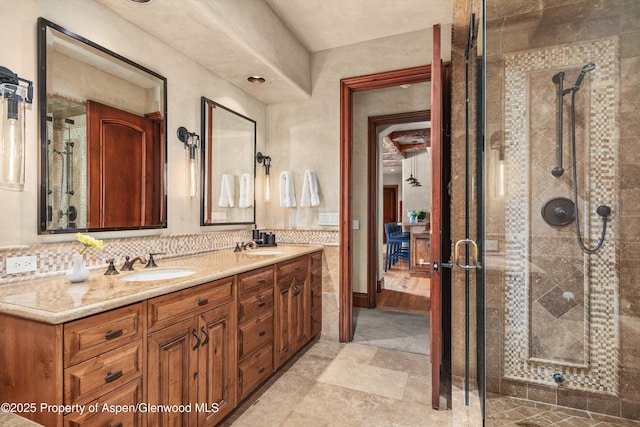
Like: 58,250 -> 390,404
238,173 -> 252,208
279,171 -> 296,208
301,170 -> 320,207
218,174 -> 235,208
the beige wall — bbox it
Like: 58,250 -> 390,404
0,0 -> 266,247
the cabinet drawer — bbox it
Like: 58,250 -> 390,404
64,303 -> 143,367
276,256 -> 307,279
238,266 -> 274,297
238,312 -> 273,360
64,341 -> 142,406
238,289 -> 273,323
148,277 -> 234,330
64,378 -> 143,426
238,345 -> 273,401
311,251 -> 322,270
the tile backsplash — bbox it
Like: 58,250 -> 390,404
0,229 -> 339,285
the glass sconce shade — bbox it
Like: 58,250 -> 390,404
0,82 -> 28,191
177,126 -> 200,198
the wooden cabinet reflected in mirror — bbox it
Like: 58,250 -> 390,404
38,18 -> 167,234
201,97 -> 256,226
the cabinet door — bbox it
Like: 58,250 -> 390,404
290,274 -> 310,353
196,304 -> 237,426
147,317 -> 198,427
274,278 -> 292,368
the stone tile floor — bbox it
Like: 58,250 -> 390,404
485,395 -> 640,427
223,338 -> 639,426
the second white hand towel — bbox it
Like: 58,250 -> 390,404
301,170 -> 320,207
218,174 -> 235,208
238,173 -> 252,208
279,171 -> 296,207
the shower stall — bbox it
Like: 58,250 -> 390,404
451,0 -> 639,425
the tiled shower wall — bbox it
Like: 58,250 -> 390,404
480,0 -> 640,420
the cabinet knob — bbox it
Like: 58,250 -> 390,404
257,300 -> 266,307
258,330 -> 266,337
107,423 -> 123,427
197,298 -> 209,306
258,367 -> 265,373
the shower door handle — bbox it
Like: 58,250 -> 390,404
454,239 -> 481,270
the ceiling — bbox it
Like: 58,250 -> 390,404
97,0 -> 452,104
265,0 -> 452,52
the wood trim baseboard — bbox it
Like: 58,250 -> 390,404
377,277 -> 384,293
352,292 -> 370,308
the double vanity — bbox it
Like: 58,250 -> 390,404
0,245 -> 322,426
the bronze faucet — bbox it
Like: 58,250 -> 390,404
121,256 -> 147,271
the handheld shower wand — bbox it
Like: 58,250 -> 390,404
547,62 -> 610,253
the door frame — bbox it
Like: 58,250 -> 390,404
339,65 -> 433,343
367,110 -> 432,308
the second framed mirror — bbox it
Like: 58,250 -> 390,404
200,97 -> 256,226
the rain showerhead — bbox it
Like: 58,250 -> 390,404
573,63 -> 595,91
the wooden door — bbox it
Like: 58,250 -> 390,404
86,100 -> 160,228
147,317 -> 197,426
429,23 -> 449,410
197,304 -> 237,426
383,185 -> 398,243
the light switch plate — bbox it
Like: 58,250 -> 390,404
319,212 -> 339,225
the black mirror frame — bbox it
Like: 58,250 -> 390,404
37,17 -> 168,234
200,97 -> 256,227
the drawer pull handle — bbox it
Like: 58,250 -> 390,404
197,298 -> 209,306
258,330 -> 265,337
257,300 -> 266,307
258,367 -> 265,373
107,423 -> 123,427
258,278 -> 266,283
200,326 -> 209,346
104,329 -> 123,340
192,329 -> 201,350
104,370 -> 123,383
294,266 -> 300,271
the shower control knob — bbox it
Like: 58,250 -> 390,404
553,206 -> 567,218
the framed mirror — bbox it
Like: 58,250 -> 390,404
201,97 -> 256,226
38,18 -> 167,234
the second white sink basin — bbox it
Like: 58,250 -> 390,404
120,268 -> 196,282
245,250 -> 284,255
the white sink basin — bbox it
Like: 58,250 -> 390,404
120,268 -> 196,282
244,250 -> 284,255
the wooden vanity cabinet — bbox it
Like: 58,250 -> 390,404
147,277 -> 237,427
0,250 -> 322,427
274,256 -> 310,369
0,303 -> 145,427
236,266 -> 274,401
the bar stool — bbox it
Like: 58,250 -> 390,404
384,223 -> 410,271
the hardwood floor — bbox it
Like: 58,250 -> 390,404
378,259 -> 430,316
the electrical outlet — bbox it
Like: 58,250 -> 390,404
6,256 -> 38,274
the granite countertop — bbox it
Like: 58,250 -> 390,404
0,245 -> 321,325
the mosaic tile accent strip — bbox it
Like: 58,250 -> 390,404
503,38 -> 620,394
0,229 -> 339,285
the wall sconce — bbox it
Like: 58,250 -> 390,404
256,151 -> 271,202
0,66 -> 33,191
177,126 -> 200,198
